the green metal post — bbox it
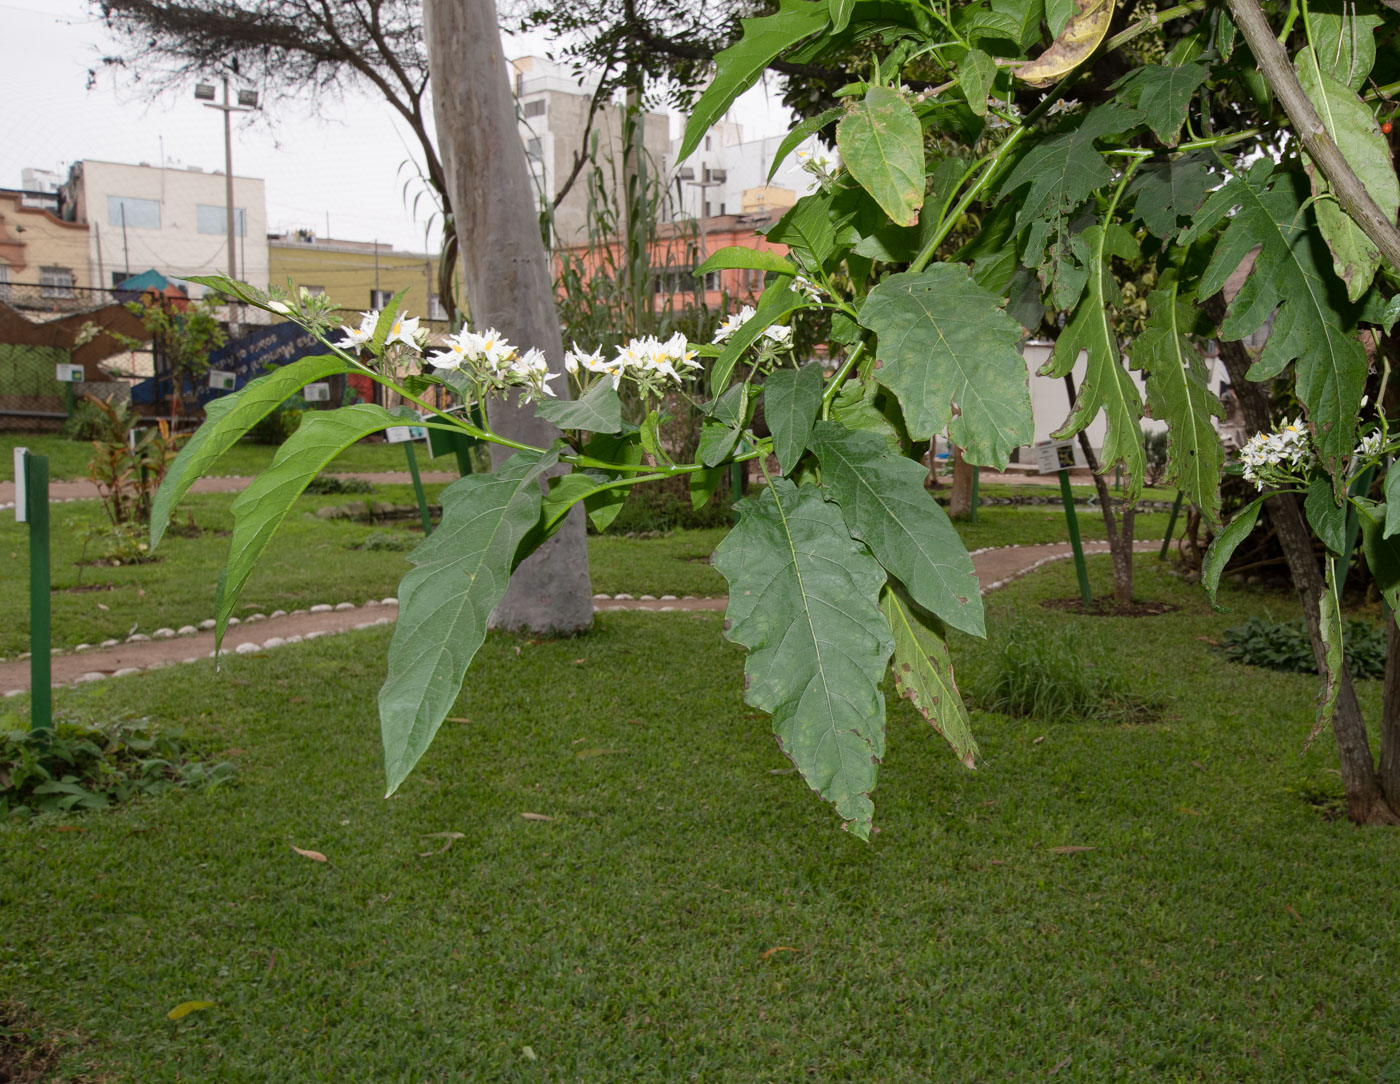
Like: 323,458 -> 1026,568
969,465 -> 980,523
1334,465 -> 1376,591
1159,490 -> 1185,560
25,452 -> 52,738
453,441 -> 474,477
1058,468 -> 1093,606
404,442 -> 433,536
63,383 -> 75,419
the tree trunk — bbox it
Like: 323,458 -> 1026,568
1206,296 -> 1399,824
948,446 -> 974,519
1064,375 -> 1134,603
927,438 -> 943,489
424,0 -> 593,637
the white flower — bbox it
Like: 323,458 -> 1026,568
713,305 -> 756,344
334,309 -> 377,350
1356,430 -> 1383,459
791,275 -> 823,303
267,300 -> 292,316
564,341 -> 601,375
475,328 -> 517,370
385,314 -> 421,350
763,324 -> 793,345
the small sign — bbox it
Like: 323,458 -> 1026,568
208,369 -> 236,391
303,382 -> 331,402
385,425 -> 428,444
13,447 -> 27,522
1034,439 -> 1080,474
55,362 -> 85,383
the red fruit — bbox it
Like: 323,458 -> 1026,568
1384,121 -> 1394,134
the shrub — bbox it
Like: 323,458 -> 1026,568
975,625 -> 1165,725
0,716 -> 234,819
63,394 -> 134,442
1217,617 -> 1387,680
353,530 -> 416,552
247,405 -> 303,445
599,485 -> 736,535
306,475 -> 373,495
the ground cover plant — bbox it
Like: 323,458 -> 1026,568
1216,614 -> 1389,680
0,561 -> 1396,1080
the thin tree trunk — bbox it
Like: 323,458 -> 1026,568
1064,374 -> 1134,603
1206,296 -> 1398,823
1381,620 -> 1400,801
424,0 -> 593,637
949,446 -> 974,519
927,438 -> 943,489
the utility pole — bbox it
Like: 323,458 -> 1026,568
196,78 -> 259,335
685,178 -> 723,311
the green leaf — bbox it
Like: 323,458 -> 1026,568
534,381 -> 623,434
1186,162 -> 1366,480
710,285 -> 804,396
1113,63 -> 1209,146
766,191 -> 840,272
959,48 -> 996,117
1385,470 -> 1400,538
811,422 -> 984,636
830,379 -> 903,454
1310,2 -> 1382,90
679,0 -> 830,161
369,288 -> 409,355
216,404 -> 403,646
539,471 -> 603,537
1201,495 -> 1264,609
880,584 -> 977,768
988,0 -> 1046,51
1315,556 -> 1345,739
859,264 -> 1033,467
1305,476 -> 1348,554
767,107 -> 844,182
712,479 -> 894,839
639,410 -> 671,466
1041,223 -> 1144,498
379,448 -> 557,795
829,0 -> 855,34
581,432 -> 642,532
1126,153 -> 1218,239
695,247 -> 798,278
150,354 -> 351,549
1295,46 -> 1400,302
1128,280 -> 1225,524
166,1000 -> 216,1021
764,363 -> 825,475
1361,501 -> 1400,612
690,465 -> 726,510
837,86 -> 925,227
1046,0 -> 1076,37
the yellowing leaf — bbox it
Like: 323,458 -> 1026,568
166,1000 -> 215,1020
1014,0 -> 1117,87
290,845 -> 328,862
520,812 -> 554,821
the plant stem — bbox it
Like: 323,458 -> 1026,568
819,341 -> 868,417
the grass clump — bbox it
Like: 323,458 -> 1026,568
1217,616 -> 1387,679
351,530 -> 416,552
304,475 -> 374,495
975,622 -> 1165,724
0,716 -> 234,818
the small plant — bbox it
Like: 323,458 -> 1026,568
1144,430 -> 1169,489
306,475 -> 373,495
84,397 -> 182,527
353,530 -> 416,552
1217,617 -> 1387,680
0,716 -> 235,819
63,393 -> 135,442
976,625 -> 1165,725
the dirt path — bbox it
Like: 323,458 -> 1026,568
0,471 -> 459,507
0,539 -> 1161,695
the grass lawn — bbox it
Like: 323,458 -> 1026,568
0,432 -> 453,483
1,559 -> 1396,1080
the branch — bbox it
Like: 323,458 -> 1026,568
1225,0 -> 1400,272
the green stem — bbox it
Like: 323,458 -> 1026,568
819,341 -> 868,417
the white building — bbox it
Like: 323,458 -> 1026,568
669,118 -> 826,221
56,159 -> 268,296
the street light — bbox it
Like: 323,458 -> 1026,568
196,77 -> 259,281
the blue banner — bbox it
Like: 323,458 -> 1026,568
131,321 -> 321,406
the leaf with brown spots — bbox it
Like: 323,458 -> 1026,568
879,583 -> 977,767
1012,0 -> 1116,87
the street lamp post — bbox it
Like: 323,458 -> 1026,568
194,78 -> 259,281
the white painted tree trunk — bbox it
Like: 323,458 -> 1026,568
424,0 -> 593,635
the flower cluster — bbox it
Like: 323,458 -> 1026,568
427,327 -> 557,403
712,306 -> 796,347
1238,418 -> 1314,491
334,308 -> 424,352
564,332 -> 700,398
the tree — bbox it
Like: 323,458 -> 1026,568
115,293 -> 226,422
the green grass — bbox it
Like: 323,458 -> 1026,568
0,433 -> 454,483
1,559 -> 1396,1081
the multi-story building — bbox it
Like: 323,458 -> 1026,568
267,231 -> 457,324
55,159 -> 269,295
511,55 -> 673,246
669,119 -> 824,222
0,187 -> 92,303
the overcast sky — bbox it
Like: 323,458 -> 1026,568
1,0 -> 794,255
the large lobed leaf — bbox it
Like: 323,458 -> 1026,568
857,264 -> 1033,467
1128,280 -> 1225,524
764,363 -> 825,475
150,354 -> 351,549
216,403 -> 404,646
379,448 -> 558,796
1113,63 -> 1209,146
880,584 -> 977,768
1184,162 -> 1366,483
1042,223 -> 1145,497
810,421 -> 984,636
712,479 -> 894,839
837,86 -> 925,227
535,381 -> 623,434
1126,153 -> 1218,240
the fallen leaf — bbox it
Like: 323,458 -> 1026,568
290,845 -> 327,862
166,1000 -> 215,1021
418,831 -> 467,856
1051,845 -> 1096,854
1177,806 -> 1202,816
1192,760 -> 1207,772
217,748 -> 246,758
768,767 -> 797,775
1049,1054 -> 1072,1075
1285,905 -> 1302,923
626,719 -> 645,727
265,950 -> 277,973
96,602 -> 109,611
521,1046 -> 537,1062
55,825 -> 87,833
987,859 -> 1007,866
446,717 -> 471,723
572,658 -> 588,665
520,812 -> 554,821
761,946 -> 797,960
576,748 -> 621,759
1033,736 -> 1046,744
288,697 -> 305,704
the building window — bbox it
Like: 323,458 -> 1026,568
0,262 -> 10,299
524,98 -> 546,117
678,167 -> 694,180
718,202 -> 726,216
303,285 -> 326,296
107,195 -> 161,230
369,289 -> 391,308
40,266 -> 75,298
196,204 -> 247,237
526,137 -> 543,160
428,294 -> 448,320
704,271 -> 720,292
704,136 -> 712,151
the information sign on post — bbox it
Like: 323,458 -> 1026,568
13,447 -> 28,523
385,425 -> 428,444
1034,439 -> 1079,474
1033,439 -> 1094,606
55,363 -> 85,383
208,369 -> 236,391
303,382 -> 331,402
387,422 -> 434,534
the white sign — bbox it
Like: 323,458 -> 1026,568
55,362 -> 85,383
1034,439 -> 1080,474
208,369 -> 236,391
303,382 -> 331,402
385,425 -> 428,444
13,447 -> 27,523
